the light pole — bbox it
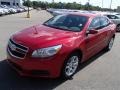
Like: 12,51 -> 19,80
52,0 -> 54,3
102,0 -> 103,8
110,0 -> 113,9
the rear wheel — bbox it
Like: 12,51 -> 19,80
61,53 -> 81,79
105,37 -> 114,51
116,25 -> 120,32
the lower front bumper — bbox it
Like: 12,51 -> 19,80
7,60 -> 50,78
7,53 -> 67,78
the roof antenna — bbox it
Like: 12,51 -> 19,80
33,26 -> 38,34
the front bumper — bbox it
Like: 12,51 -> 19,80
7,52 -> 67,78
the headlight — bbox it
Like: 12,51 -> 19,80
32,45 -> 62,58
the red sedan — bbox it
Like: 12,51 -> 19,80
7,13 -> 116,79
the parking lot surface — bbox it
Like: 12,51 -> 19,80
0,10 -> 120,90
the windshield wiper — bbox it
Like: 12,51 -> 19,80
43,23 -> 68,30
43,23 -> 80,32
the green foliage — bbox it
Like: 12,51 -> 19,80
23,0 -> 32,7
23,1 -> 113,11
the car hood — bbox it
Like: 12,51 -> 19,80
12,25 -> 79,49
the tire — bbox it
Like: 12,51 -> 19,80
116,25 -> 120,32
105,37 -> 114,51
61,53 -> 81,79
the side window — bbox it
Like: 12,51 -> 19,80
89,17 -> 101,30
106,15 -> 119,19
100,17 -> 110,27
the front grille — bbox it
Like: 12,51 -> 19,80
8,39 -> 29,59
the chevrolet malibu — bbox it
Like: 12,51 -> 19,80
7,13 -> 116,79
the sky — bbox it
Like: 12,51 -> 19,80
31,0 -> 120,9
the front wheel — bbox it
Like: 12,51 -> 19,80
61,53 -> 80,79
105,37 -> 114,51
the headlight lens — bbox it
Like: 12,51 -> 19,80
32,45 -> 62,58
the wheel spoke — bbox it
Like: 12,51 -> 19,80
109,38 -> 114,50
117,26 -> 120,31
65,56 -> 79,76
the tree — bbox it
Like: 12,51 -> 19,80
23,0 -> 32,7
22,1 -> 113,11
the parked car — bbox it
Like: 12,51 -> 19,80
47,8 -> 68,15
104,14 -> 120,32
1,5 -> 11,14
46,8 -> 58,13
21,6 -> 28,11
0,5 -> 16,14
0,6 -> 9,15
0,5 -> 27,16
7,13 -> 116,79
47,9 -> 94,16
0,8 -> 5,15
52,10 -> 79,16
9,7 -> 17,14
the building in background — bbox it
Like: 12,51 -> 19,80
0,0 -> 23,7
116,6 -> 120,13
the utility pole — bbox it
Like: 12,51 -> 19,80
52,0 -> 54,3
88,0 -> 90,4
88,0 -> 90,10
110,0 -> 113,9
102,0 -> 103,8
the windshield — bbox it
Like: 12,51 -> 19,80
43,14 -> 88,32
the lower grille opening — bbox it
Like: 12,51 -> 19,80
8,60 -> 23,71
31,70 -> 50,76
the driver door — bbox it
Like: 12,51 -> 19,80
85,17 -> 103,60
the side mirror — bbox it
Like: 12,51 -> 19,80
87,29 -> 98,34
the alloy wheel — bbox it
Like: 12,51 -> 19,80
108,38 -> 114,50
65,56 -> 79,77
